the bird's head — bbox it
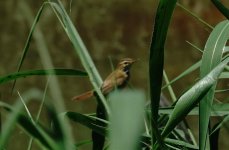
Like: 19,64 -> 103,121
117,58 -> 137,72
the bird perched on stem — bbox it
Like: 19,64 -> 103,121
72,58 -> 136,101
72,58 -> 136,150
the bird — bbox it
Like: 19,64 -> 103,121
72,58 -> 136,101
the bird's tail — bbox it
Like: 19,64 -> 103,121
72,90 -> 94,101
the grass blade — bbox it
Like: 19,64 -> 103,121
158,103 -> 229,116
199,20 -> 229,150
162,57 -> 229,138
219,71 -> 229,79
0,90 -> 57,149
210,115 -> 229,135
47,1 -> 111,148
0,69 -> 87,84
27,77 -> 50,150
150,0 -> 177,119
19,1 -> 79,148
211,0 -> 229,19
176,3 -> 213,30
65,111 -> 158,149
17,91 -> 35,124
75,140 -> 92,148
48,0 -> 110,115
162,60 -> 201,90
164,138 -> 198,150
163,70 -> 177,102
149,0 -> 177,147
64,112 -> 108,136
11,2 -> 47,93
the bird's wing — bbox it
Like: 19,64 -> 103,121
101,70 -> 127,95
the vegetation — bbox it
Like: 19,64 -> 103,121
0,0 -> 228,150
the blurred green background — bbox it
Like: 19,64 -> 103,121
0,0 -> 228,149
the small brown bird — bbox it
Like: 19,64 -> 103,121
72,58 -> 136,101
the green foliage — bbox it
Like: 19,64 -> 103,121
0,0 -> 228,150
0,91 -> 59,149
149,0 -> 178,147
108,90 -> 145,150
211,0 -> 229,19
199,20 -> 229,150
49,0 -> 110,115
0,69 -> 87,84
162,57 -> 229,138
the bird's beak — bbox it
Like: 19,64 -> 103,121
131,58 -> 139,64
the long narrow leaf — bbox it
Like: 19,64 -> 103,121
164,138 -> 199,150
27,77 -> 50,150
158,103 -> 229,116
66,112 -> 153,148
211,0 -> 229,19
19,1 -> 76,149
11,2 -> 47,93
64,110 -> 111,149
48,0 -> 110,115
0,69 -> 87,84
64,112 -> 108,136
199,20 -> 229,150
210,115 -> 229,135
0,90 -> 57,149
0,102 -> 53,149
219,71 -> 229,79
162,60 -> 201,90
149,0 -> 177,147
162,57 -> 229,138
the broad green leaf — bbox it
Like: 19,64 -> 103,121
108,90 -> 145,150
149,0 -> 177,147
0,69 -> 87,84
199,20 -> 229,150
162,57 -> 229,138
